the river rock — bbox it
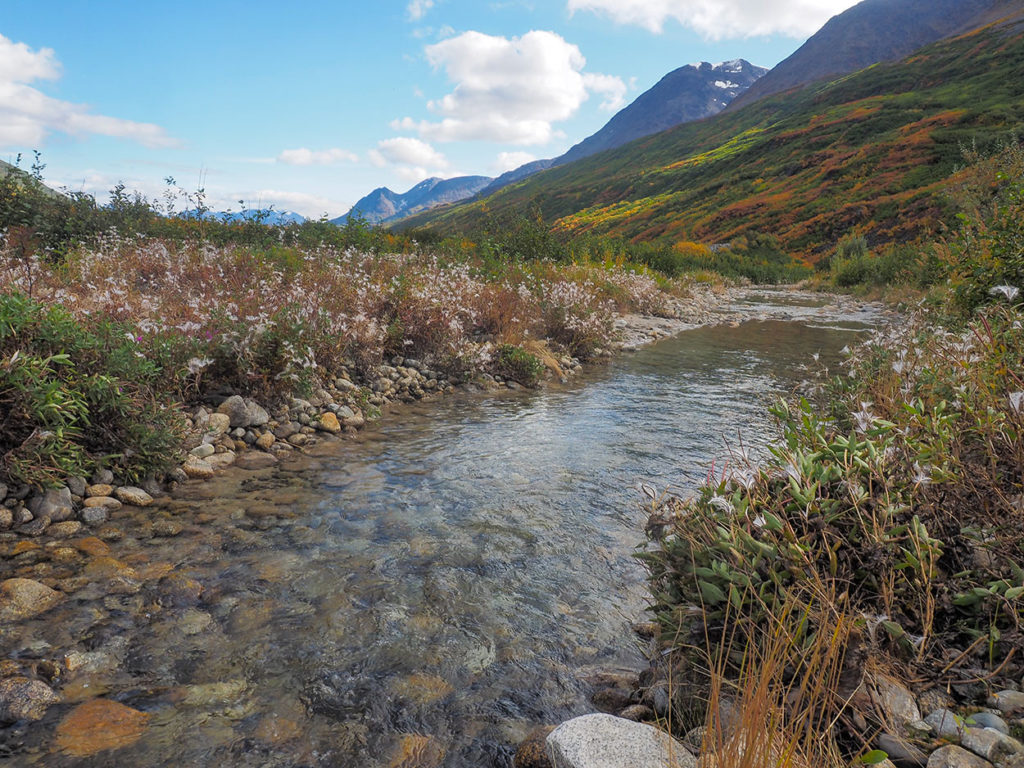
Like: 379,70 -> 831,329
872,676 -> 921,732
545,714 -> 696,768
960,728 -> 1023,763
218,396 -> 269,428
67,476 -> 87,498
92,468 -> 114,485
80,505 -> 110,526
927,745 -> 994,768
0,578 -> 64,621
256,432 -> 275,450
114,487 -> 154,507
28,487 -> 74,522
0,677 -> 60,723
48,521 -> 83,538
967,712 -> 1008,734
55,699 -> 150,757
84,495 -> 122,510
926,709 -> 967,740
206,451 -> 237,470
876,733 -> 928,766
182,455 -> 216,479
206,412 -> 231,435
318,412 -> 341,433
233,451 -> 277,470
190,443 -> 216,459
0,508 -> 11,530
989,691 -> 1024,716
86,484 -> 114,498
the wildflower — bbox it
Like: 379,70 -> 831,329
707,494 -> 732,513
852,402 -> 875,432
752,513 -> 767,529
911,462 -> 932,486
187,357 -> 214,375
1009,392 -> 1024,412
989,284 -> 1020,302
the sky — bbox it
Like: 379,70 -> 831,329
0,0 -> 861,219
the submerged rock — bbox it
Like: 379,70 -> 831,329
0,677 -> 60,723
546,714 -> 696,768
0,578 -> 64,621
55,699 -> 150,757
114,486 -> 154,507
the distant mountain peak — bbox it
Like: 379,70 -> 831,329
333,175 -> 493,226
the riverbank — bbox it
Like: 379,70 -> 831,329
0,278 -> 882,764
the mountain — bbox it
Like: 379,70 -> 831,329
731,0 -> 1008,108
333,175 -> 493,226
399,13 -> 1024,259
478,59 -> 766,197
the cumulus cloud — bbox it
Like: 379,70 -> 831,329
0,33 -> 178,149
493,151 -> 537,173
368,136 -> 450,182
276,147 -> 359,166
567,0 -> 860,38
407,0 -> 435,20
400,30 -> 626,145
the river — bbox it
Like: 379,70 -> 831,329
0,291 -> 880,767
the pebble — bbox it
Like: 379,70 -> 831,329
182,455 -> 216,479
152,519 -> 184,538
190,444 -> 216,459
989,690 -> 1024,716
86,484 -> 114,498
47,521 -> 83,538
80,506 -> 110,526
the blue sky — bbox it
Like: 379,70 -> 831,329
0,0 -> 859,218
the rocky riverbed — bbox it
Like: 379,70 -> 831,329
0,285 -> 891,766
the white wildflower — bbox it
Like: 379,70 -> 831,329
707,494 -> 732,513
911,462 -> 932,486
853,402 -> 875,433
989,284 -> 1020,302
1009,392 -> 1024,412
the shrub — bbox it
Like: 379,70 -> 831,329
495,344 -> 545,387
0,292 -> 183,487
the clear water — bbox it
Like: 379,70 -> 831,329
0,301 -> 876,767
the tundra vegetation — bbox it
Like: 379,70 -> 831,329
639,142 -> 1024,766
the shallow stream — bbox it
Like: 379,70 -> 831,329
0,291 -> 880,767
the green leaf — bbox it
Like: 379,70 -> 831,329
858,749 -> 889,765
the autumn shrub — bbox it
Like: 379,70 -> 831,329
0,292 -> 183,488
640,299 -> 1024,757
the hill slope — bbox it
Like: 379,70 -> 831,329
732,0 -> 1006,108
480,60 -> 765,197
403,17 -> 1024,259
334,175 -> 492,225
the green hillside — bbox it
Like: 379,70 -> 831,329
404,18 -> 1024,260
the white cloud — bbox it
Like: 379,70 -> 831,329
493,151 -> 537,173
401,30 -> 626,146
567,0 -> 860,38
0,34 -> 178,149
407,0 -> 435,20
368,136 -> 450,182
277,147 -> 359,166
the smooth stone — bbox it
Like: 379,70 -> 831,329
114,487 -> 154,507
966,712 -> 1008,734
927,745 -> 994,768
66,477 -> 87,498
92,469 -> 114,485
83,496 -> 121,510
989,691 -> 1024,716
545,714 -> 696,768
0,578 -> 64,621
27,487 -> 74,522
235,452 -> 278,470
190,443 -> 216,459
255,432 -> 275,450
182,456 -> 215,479
873,676 -> 922,731
206,412 -> 231,435
318,412 -> 341,433
55,699 -> 150,757
926,709 -> 966,741
80,506 -> 109,526
876,733 -> 928,767
0,677 -> 60,723
206,451 -> 237,470
0,508 -> 12,530
960,728 -> 1023,763
218,395 -> 269,428
86,484 -> 114,498
48,521 -> 83,538
152,519 -> 184,538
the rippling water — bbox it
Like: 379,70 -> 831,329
1,296 -> 877,767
